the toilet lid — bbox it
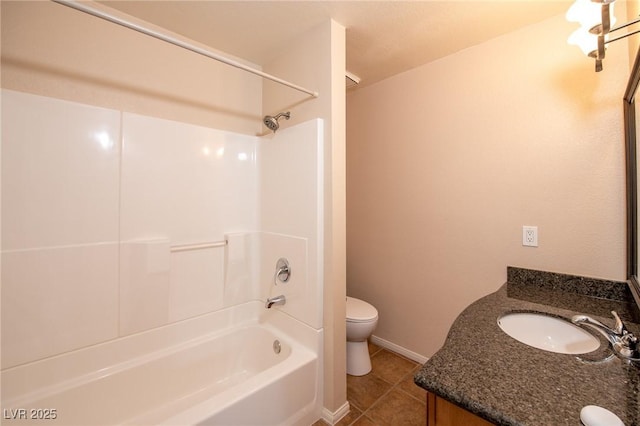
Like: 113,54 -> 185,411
346,297 -> 378,322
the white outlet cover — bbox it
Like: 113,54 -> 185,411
523,226 -> 538,247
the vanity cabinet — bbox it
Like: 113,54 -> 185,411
426,392 -> 494,426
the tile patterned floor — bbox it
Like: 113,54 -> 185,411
313,342 -> 427,426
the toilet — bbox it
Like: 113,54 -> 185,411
346,296 -> 379,376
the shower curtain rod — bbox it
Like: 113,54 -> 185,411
51,0 -> 319,98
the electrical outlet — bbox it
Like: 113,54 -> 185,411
522,226 -> 538,247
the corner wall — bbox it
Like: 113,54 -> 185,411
347,12 -> 628,358
262,20 -> 348,417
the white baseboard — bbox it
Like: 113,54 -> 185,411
370,335 -> 429,364
321,400 -> 350,425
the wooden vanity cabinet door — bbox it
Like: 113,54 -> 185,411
426,392 -> 495,426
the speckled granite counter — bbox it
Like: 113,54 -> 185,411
414,267 -> 640,426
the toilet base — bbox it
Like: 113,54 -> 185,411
347,340 -> 372,376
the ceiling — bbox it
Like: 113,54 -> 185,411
102,1 -> 573,89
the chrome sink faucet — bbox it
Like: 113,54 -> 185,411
265,295 -> 286,309
572,311 -> 639,361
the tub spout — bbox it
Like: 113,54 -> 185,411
266,295 -> 286,309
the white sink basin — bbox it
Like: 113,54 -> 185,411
497,312 -> 600,354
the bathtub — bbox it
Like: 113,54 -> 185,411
1,301 -> 322,425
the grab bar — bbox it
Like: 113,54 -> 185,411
170,240 -> 227,253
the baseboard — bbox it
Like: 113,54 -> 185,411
321,400 -> 350,425
370,335 -> 429,364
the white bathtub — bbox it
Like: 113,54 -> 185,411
1,301 -> 322,425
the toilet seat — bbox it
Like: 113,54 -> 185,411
346,297 -> 378,323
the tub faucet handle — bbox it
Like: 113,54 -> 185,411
275,258 -> 291,284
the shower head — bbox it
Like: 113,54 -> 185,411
263,111 -> 290,133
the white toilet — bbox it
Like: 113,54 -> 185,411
346,296 -> 379,376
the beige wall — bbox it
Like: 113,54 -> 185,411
1,1 -> 262,134
628,0 -> 640,64
263,20 -> 348,415
347,12 -> 629,358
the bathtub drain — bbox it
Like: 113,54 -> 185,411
273,340 -> 281,354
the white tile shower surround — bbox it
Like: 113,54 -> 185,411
2,245 -> 120,368
119,240 -> 171,336
259,119 -> 324,329
1,89 -> 324,369
120,112 -> 259,244
1,91 -> 121,250
168,246 -> 226,323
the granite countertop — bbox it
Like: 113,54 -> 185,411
414,267 -> 640,426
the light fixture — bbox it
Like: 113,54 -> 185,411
566,0 -> 640,72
